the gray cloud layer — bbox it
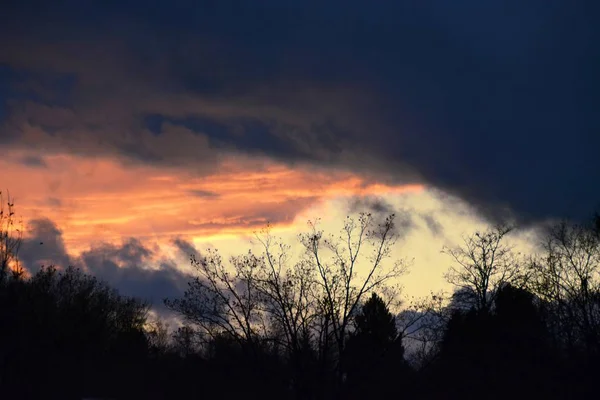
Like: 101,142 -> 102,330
20,218 -> 195,316
1,1 -> 599,223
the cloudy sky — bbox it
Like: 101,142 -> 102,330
1,1 -> 598,312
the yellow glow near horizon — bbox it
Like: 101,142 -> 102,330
2,150 -> 540,302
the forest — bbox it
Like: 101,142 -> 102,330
1,191 -> 600,399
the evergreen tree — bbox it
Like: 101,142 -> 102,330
344,293 -> 407,398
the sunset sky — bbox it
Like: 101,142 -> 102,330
1,1 -> 598,314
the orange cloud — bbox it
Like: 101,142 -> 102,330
1,150 -> 423,254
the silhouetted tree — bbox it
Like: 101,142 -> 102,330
253,228 -> 320,398
0,190 -> 22,282
6,186 -> 600,400
300,213 -> 409,388
166,212 -> 409,398
443,224 -> 525,313
165,249 -> 269,353
397,291 -> 450,370
146,317 -> 172,356
529,216 -> 600,355
165,234 -> 316,398
343,293 -> 408,398
0,265 -> 150,398
493,284 -> 556,397
431,283 -> 555,399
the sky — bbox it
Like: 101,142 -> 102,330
0,1 -> 598,315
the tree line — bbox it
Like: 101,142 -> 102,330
1,190 -> 600,399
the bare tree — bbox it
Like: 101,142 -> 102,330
253,228 -> 317,356
398,291 -> 450,370
145,317 -> 171,355
165,212 -> 409,395
443,224 -> 524,313
528,217 -> 600,352
0,191 -> 23,282
299,213 -> 409,380
247,228 -> 325,395
165,249 -> 268,353
172,324 -> 202,357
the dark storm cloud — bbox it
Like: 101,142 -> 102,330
19,219 -> 192,315
1,0 -> 599,222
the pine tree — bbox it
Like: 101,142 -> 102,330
344,293 -> 405,398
